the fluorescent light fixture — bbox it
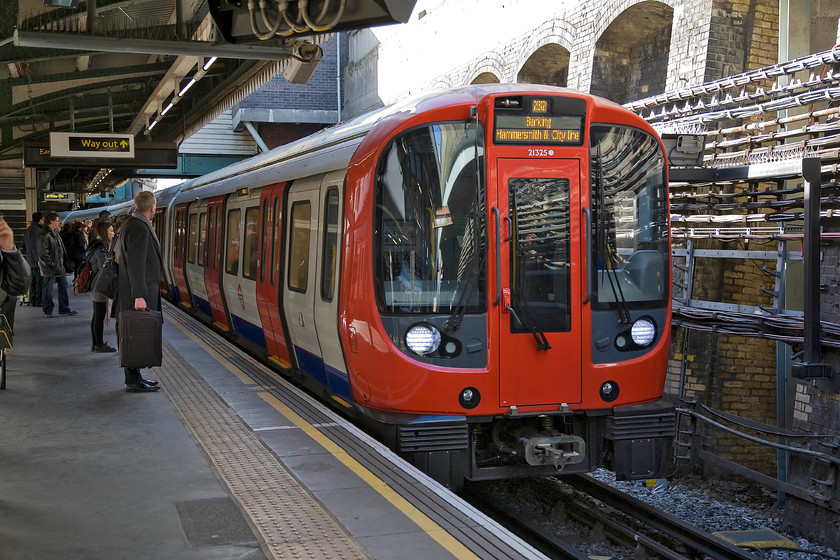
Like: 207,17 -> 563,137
147,119 -> 158,131
178,78 -> 196,97
203,56 -> 218,71
43,0 -> 79,7
160,101 -> 174,116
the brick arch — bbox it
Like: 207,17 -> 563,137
463,52 -> 508,85
470,72 -> 500,84
590,0 -> 675,104
517,43 -> 571,86
514,20 -> 576,87
590,0 -> 678,45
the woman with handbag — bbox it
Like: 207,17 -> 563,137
88,221 -> 116,352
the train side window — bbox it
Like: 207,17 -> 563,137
207,209 -> 216,268
288,201 -> 311,293
243,207 -> 259,280
187,213 -> 198,264
197,212 -> 207,266
321,188 -> 340,301
225,209 -> 241,275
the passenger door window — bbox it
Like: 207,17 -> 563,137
288,201 -> 311,293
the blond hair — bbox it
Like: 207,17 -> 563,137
134,190 -> 156,213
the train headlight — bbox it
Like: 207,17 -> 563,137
405,324 -> 441,355
630,318 -> 656,347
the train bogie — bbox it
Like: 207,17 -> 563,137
77,85 -> 675,490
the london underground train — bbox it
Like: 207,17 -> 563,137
65,85 -> 674,489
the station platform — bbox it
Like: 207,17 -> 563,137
0,287 -> 546,560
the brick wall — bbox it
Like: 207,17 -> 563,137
705,0 -> 778,81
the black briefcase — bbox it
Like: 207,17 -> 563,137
119,309 -> 163,369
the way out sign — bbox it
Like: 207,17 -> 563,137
50,132 -> 135,159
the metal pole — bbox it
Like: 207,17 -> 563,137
791,158 -> 832,378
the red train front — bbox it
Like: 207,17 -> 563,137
341,85 -> 674,488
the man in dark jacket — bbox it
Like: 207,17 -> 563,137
0,214 -> 31,302
22,212 -> 42,307
39,212 -> 77,317
115,191 -> 161,393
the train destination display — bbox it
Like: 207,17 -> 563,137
494,97 -> 585,145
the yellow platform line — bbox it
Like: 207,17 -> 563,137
164,309 -> 480,560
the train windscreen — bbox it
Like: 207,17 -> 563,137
375,121 -> 486,314
589,125 -> 669,308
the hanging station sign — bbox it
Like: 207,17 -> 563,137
49,132 -> 135,159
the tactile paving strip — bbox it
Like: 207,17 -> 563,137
157,340 -> 370,560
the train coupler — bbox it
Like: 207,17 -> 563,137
522,435 -> 586,470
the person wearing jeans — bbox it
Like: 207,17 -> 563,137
38,212 -> 77,318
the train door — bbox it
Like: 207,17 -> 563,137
173,203 -> 193,308
496,158 -> 582,407
186,201 -> 212,320
221,191 -> 265,350
312,172 -> 351,403
204,196 -> 230,331
256,183 -> 292,368
282,177 -> 327,386
153,207 -> 168,296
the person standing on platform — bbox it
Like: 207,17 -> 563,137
23,212 -> 43,307
38,212 -> 77,318
88,221 -> 116,353
114,191 -> 161,393
0,214 -> 32,330
69,221 -> 88,280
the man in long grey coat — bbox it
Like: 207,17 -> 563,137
115,190 -> 162,393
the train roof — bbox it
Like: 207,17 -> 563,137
171,84 -> 630,202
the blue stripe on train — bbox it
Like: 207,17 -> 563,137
294,345 -> 354,404
192,296 -> 212,318
230,314 -> 268,352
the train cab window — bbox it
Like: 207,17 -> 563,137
589,126 -> 669,308
225,209 -> 241,275
260,202 -> 268,283
288,201 -> 311,293
509,178 -> 572,333
321,188 -> 340,301
197,212 -> 207,266
243,207 -> 259,280
374,121 -> 485,314
187,214 -> 198,264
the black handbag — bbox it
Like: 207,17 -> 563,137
91,258 -> 118,299
119,309 -> 163,369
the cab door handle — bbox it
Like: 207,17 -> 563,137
492,206 -> 501,306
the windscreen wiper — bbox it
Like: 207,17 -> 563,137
596,146 -> 632,325
445,249 -> 484,331
506,300 -> 550,350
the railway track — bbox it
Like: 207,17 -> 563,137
467,475 -> 758,559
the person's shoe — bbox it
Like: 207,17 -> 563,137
43,312 -> 53,318
141,378 -> 159,386
95,343 -> 117,353
125,381 -> 160,393
58,310 -> 78,315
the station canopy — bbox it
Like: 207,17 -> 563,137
1,0 -> 415,194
